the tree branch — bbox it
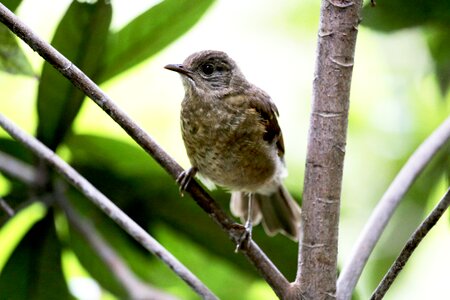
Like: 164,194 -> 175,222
0,197 -> 14,217
0,150 -> 36,185
0,4 -> 290,297
294,0 -> 363,299
0,113 -> 218,300
370,188 -> 450,300
337,116 -> 450,300
55,183 -> 179,300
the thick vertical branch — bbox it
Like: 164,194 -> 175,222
295,0 -> 363,299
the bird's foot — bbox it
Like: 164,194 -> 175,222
235,219 -> 253,253
176,167 -> 197,196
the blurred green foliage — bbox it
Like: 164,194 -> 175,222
0,0 -> 449,300
0,0 -> 33,76
0,0 -> 272,299
363,0 -> 450,94
0,0 -> 296,299
0,26 -> 34,76
0,211 -> 72,300
36,0 -> 112,150
361,2 -> 450,295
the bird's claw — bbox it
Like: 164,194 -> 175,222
176,167 -> 197,196
235,220 -> 253,252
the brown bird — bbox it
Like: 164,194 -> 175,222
165,50 -> 301,245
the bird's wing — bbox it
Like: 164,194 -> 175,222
247,89 -> 285,157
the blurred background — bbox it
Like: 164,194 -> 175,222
0,0 -> 449,299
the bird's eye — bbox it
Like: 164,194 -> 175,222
201,63 -> 215,75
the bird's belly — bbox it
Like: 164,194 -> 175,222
182,119 -> 279,191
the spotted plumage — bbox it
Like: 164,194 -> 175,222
165,50 -> 301,240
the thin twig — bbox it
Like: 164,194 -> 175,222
0,150 -> 36,185
0,113 -> 218,300
371,188 -> 450,299
55,183 -> 179,300
337,116 -> 450,300
0,3 -> 290,297
0,197 -> 14,217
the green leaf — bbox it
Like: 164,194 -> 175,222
0,202 -> 47,273
362,0 -> 450,32
0,211 -> 71,300
426,27 -> 450,95
2,0 -> 23,12
36,0 -> 112,150
98,0 -> 215,82
0,0 -> 29,75
0,26 -> 34,76
362,1 -> 450,96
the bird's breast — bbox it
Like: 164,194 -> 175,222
180,98 -> 281,191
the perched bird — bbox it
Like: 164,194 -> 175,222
165,50 -> 301,244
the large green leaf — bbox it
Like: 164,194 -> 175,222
97,0 -> 215,82
362,0 -> 450,32
427,28 -> 450,95
36,0 -> 112,150
2,0 -> 23,12
0,26 -> 34,76
362,1 -> 450,95
0,211 -> 71,300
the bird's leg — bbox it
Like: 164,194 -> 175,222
235,193 -> 253,252
176,167 -> 198,196
244,193 -> 254,233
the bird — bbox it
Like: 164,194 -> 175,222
165,50 -> 301,247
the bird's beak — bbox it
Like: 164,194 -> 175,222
164,64 -> 193,78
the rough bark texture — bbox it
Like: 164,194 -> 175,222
295,0 -> 363,299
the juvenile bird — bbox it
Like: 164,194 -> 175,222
165,50 -> 301,245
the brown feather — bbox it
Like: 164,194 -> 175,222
244,88 -> 285,157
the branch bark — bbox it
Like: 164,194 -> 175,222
337,116 -> 450,300
370,188 -> 450,299
294,0 -> 363,299
0,113 -> 218,300
0,197 -> 14,217
0,3 -> 290,298
55,184 -> 179,300
0,150 -> 36,185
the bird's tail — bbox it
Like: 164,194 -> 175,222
230,185 -> 301,241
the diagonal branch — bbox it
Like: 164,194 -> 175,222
370,188 -> 450,300
55,183 -> 179,300
0,3 -> 290,297
337,116 -> 450,300
0,150 -> 36,185
0,197 -> 14,217
0,113 -> 218,300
